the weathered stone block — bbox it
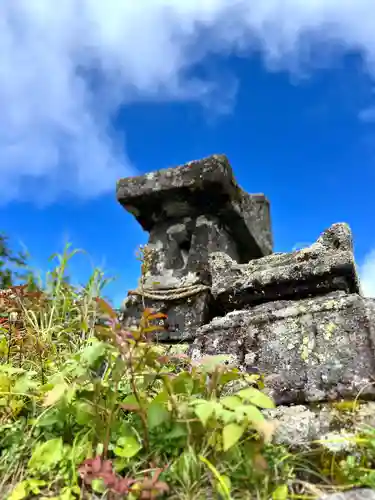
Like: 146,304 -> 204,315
190,291 -> 375,405
120,214 -> 237,339
121,289 -> 212,341
142,214 -> 240,288
117,154 -> 273,262
262,401 -> 375,449
210,223 -> 360,312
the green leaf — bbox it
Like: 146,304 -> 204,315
217,475 -> 232,500
43,382 -> 67,407
81,340 -> 106,366
222,423 -> 245,451
27,479 -> 47,494
199,456 -> 232,500
236,406 -> 277,443
152,390 -> 169,404
194,401 -> 216,427
237,387 -> 275,409
65,385 -> 76,404
8,482 -> 28,500
121,394 -> 141,410
36,410 -> 61,427
236,404 -> 265,424
92,478 -> 106,493
57,486 -> 81,500
147,401 -> 170,429
216,407 -> 235,424
244,373 -> 261,384
114,436 -> 141,458
13,374 -> 38,393
75,402 -> 95,425
221,396 -> 242,410
172,372 -> 193,394
113,457 -> 128,473
272,484 -> 288,500
0,365 -> 24,375
217,370 -> 242,386
164,423 -> 188,440
28,438 -> 64,472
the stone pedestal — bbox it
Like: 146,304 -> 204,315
191,291 -> 375,405
190,223 -> 375,405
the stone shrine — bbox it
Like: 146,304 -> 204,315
117,154 -> 272,339
116,154 -> 375,499
117,154 -> 375,415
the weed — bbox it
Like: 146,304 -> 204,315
0,240 -> 374,499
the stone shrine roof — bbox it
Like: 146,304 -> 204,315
117,154 -> 273,260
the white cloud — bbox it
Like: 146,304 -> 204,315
359,249 -> 375,298
2,0 -> 375,203
359,106 -> 375,122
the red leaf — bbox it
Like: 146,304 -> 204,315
95,297 -> 117,319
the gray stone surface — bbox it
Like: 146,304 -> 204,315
262,401 -> 375,449
318,490 -> 375,500
210,223 -> 360,312
117,154 -> 273,261
190,292 -> 375,405
264,404 -> 332,448
143,214 -> 240,288
364,297 -> 375,352
121,289 -> 212,341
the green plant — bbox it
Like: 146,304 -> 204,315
0,241 -> 281,499
0,234 -> 31,289
1,241 -> 375,499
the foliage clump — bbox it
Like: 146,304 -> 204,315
0,233 -> 30,289
0,237 -> 375,499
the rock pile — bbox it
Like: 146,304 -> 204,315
117,155 -> 375,464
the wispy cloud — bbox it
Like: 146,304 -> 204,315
359,248 -> 375,298
359,106 -> 375,123
1,0 -> 375,203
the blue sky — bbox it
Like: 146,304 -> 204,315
1,1 -> 375,305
